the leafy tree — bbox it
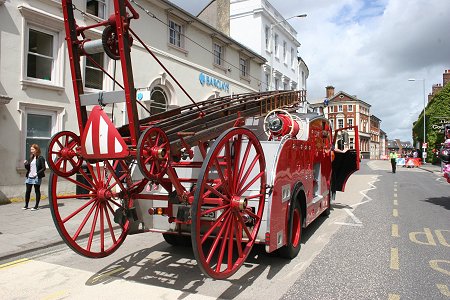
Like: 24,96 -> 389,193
412,83 -> 450,163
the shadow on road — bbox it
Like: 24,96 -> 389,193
424,196 -> 450,210
85,239 -> 290,299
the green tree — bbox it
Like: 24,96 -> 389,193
412,83 -> 450,163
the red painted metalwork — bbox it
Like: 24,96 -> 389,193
51,0 -> 360,280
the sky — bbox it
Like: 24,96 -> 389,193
169,0 -> 450,142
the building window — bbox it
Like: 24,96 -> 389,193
274,34 -> 279,57
150,87 -> 168,115
350,138 -> 354,149
283,41 -> 287,62
329,106 -> 333,113
265,73 -> 270,91
283,82 -> 288,90
265,26 -> 270,50
274,78 -> 279,90
291,47 -> 295,68
348,104 -> 353,112
239,56 -> 249,78
338,105 -> 343,112
85,52 -> 104,90
27,28 -> 55,82
348,118 -> 353,129
338,118 -> 344,129
25,113 -> 53,160
168,19 -> 183,48
330,119 -> 334,130
86,0 -> 106,19
213,42 -> 224,66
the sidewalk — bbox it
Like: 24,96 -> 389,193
417,163 -> 443,174
0,199 -> 65,260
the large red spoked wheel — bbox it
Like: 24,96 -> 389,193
192,127 -> 266,279
47,131 -> 83,177
137,127 -> 170,181
49,159 -> 135,258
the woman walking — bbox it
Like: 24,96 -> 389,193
23,144 -> 46,210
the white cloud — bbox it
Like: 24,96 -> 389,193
169,0 -> 450,142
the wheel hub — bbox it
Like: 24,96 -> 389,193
60,148 -> 75,159
231,196 -> 247,210
97,188 -> 112,202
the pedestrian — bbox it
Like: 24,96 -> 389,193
389,150 -> 398,173
23,144 -> 46,210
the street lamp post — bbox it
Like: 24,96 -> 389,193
408,78 -> 426,162
269,14 -> 306,91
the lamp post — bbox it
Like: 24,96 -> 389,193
408,78 -> 426,162
269,14 -> 307,91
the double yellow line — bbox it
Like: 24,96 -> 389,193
0,258 -> 30,270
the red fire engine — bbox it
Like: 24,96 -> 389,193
48,0 -> 360,279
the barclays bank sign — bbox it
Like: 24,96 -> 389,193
199,73 -> 230,93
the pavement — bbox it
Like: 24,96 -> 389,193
0,160 -> 446,262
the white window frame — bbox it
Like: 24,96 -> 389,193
265,26 -> 270,50
265,73 -> 270,91
274,34 -> 279,58
348,118 -> 353,129
283,41 -> 287,63
239,55 -> 250,79
337,118 -> 344,129
17,102 -> 65,169
86,0 -> 107,19
19,6 -> 65,92
83,52 -> 106,91
213,41 -> 225,68
338,104 -> 343,112
348,104 -> 353,112
168,17 -> 185,50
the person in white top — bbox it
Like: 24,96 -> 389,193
23,144 -> 46,210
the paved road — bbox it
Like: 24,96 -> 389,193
282,160 -> 450,299
0,160 -> 448,299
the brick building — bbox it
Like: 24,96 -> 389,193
427,69 -> 450,102
370,115 -> 381,159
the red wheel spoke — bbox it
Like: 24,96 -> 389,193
215,215 -> 233,272
244,208 -> 261,222
204,184 -> 230,202
72,201 -> 97,241
227,215 -> 235,271
63,159 -> 68,173
78,167 -> 97,190
206,214 -> 231,264
201,204 -> 229,217
95,162 -> 102,184
62,198 -> 96,223
86,163 -> 100,187
245,193 -> 264,200
108,198 -> 125,209
87,203 -> 100,251
238,171 -> 264,196
104,202 -> 117,244
232,135 -> 243,191
213,159 -> 230,195
234,216 -> 243,258
237,154 -> 260,193
237,141 -> 252,184
56,139 -> 64,149
235,211 -> 253,241
201,208 -> 231,244
203,181 -> 227,199
105,161 -> 126,191
54,157 -> 64,168
63,175 -> 95,193
57,193 -> 96,200
100,203 -> 105,252
224,141 -> 233,193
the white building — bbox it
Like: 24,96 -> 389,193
0,0 -> 266,201
228,0 -> 308,91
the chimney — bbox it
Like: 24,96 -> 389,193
432,83 -> 442,95
197,0 -> 230,35
443,69 -> 450,86
325,86 -> 335,99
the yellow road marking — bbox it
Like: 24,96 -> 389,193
388,293 -> 400,300
435,230 -> 450,247
392,224 -> 399,237
430,260 -> 450,276
393,199 -> 398,206
393,209 -> 398,217
437,284 -> 450,297
390,248 -> 399,270
0,258 -> 30,270
41,290 -> 69,300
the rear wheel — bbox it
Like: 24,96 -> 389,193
192,127 -> 266,279
49,159 -> 136,258
279,199 -> 302,259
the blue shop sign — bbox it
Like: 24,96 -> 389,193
199,73 -> 230,93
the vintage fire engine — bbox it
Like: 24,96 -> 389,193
48,0 -> 360,279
